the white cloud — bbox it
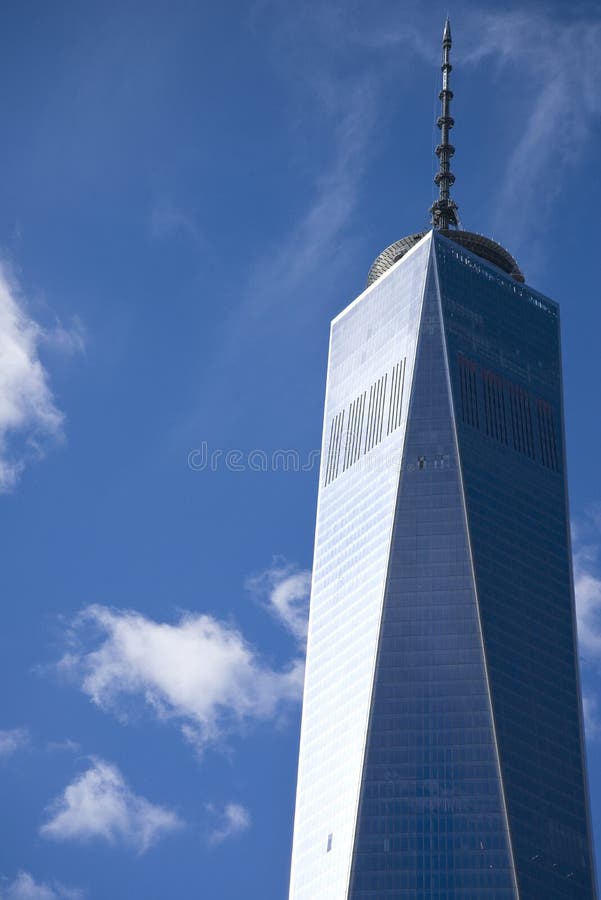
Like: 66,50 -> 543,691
40,758 -> 182,853
0,265 -> 65,490
206,802 -> 251,846
573,534 -> 601,665
0,871 -> 82,900
572,511 -> 601,740
582,694 -> 600,742
246,558 -> 311,644
58,604 -> 304,751
0,728 -> 29,761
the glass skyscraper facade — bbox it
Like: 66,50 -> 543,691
288,231 -> 597,899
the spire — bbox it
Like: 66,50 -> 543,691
430,16 -> 459,229
443,15 -> 451,45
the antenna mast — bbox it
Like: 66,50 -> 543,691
430,17 -> 459,229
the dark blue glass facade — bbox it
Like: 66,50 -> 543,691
348,234 -> 596,899
437,235 -> 596,898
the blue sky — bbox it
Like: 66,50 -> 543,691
0,1 -> 600,897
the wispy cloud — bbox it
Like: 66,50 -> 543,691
0,265 -> 66,490
462,11 -> 601,253
321,7 -> 600,269
45,739 -> 81,756
228,6 -> 600,353
149,198 -> 205,250
57,601 -> 304,753
246,558 -> 311,645
227,75 -> 378,354
0,872 -> 83,900
0,727 -> 29,761
352,19 -> 435,61
206,802 -> 251,846
41,317 -> 86,358
206,3 -> 388,363
40,758 -> 182,853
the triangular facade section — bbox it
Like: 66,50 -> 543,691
289,235 -> 432,899
348,244 -> 517,898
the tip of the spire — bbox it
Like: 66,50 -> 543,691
443,16 -> 452,43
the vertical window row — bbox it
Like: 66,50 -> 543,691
537,400 -> 559,472
363,382 -> 376,456
482,370 -> 508,444
364,374 -> 388,454
343,392 -> 366,472
458,354 -> 559,472
509,385 -> 535,459
324,409 -> 345,486
459,356 -> 479,428
324,360 -> 408,487
387,359 -> 406,436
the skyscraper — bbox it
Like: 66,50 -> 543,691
288,19 -> 597,900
